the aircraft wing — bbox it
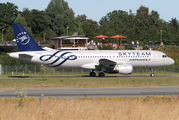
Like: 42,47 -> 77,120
81,59 -> 117,69
98,59 -> 133,74
99,59 -> 131,68
80,58 -> 132,70
99,59 -> 116,68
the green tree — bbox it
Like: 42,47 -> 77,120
126,10 -> 136,42
76,14 -> 99,38
14,14 -> 32,35
0,2 -> 19,41
99,10 -> 129,43
76,14 -> 87,24
14,14 -> 27,27
28,9 -> 49,40
45,0 -> 75,36
98,45 -> 114,50
13,14 -> 34,38
22,9 -> 54,40
0,2 -> 18,31
135,6 -> 150,42
21,8 -> 32,28
68,17 -> 84,36
167,18 -> 179,45
142,46 -> 149,50
160,20 -> 175,45
148,10 -> 161,44
5,26 -> 14,41
124,45 -> 135,50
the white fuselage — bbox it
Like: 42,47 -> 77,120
9,50 -> 174,69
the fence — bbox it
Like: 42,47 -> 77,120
1,64 -> 179,76
2,65 -> 91,76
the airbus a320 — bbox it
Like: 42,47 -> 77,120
8,23 -> 175,77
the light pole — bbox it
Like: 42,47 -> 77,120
2,29 -> 4,41
160,30 -> 162,43
67,27 -> 69,36
44,33 -> 46,46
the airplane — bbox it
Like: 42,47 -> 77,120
8,23 -> 175,77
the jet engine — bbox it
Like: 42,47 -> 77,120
115,64 -> 133,74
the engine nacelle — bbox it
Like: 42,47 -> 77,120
116,64 -> 133,74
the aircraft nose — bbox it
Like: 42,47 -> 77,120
169,58 -> 175,65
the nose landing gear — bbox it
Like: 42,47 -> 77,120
150,68 -> 155,77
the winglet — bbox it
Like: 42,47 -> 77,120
12,23 -> 44,51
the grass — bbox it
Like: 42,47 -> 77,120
0,75 -> 179,89
0,96 -> 179,120
0,74 -> 179,119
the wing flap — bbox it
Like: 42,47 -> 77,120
99,59 -> 131,68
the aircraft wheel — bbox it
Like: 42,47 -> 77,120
89,72 -> 96,77
150,68 -> 155,77
150,73 -> 155,77
98,72 -> 105,77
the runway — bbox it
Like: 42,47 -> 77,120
6,74 -> 179,79
0,86 -> 179,98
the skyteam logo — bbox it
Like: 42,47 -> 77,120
16,32 -> 30,45
40,51 -> 77,67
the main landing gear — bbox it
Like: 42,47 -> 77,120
98,72 -> 105,77
89,71 -> 96,77
89,71 -> 105,77
150,68 -> 155,77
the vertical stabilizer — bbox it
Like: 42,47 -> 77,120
12,23 -> 44,51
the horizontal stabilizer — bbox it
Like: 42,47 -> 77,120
19,54 -> 33,61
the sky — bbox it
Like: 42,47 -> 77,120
1,0 -> 179,22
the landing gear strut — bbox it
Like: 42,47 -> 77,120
98,66 -> 106,77
150,68 -> 155,77
89,71 -> 96,77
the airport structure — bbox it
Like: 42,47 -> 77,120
53,36 -> 90,50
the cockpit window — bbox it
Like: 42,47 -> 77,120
162,54 -> 168,58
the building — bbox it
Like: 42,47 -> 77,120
53,36 -> 89,50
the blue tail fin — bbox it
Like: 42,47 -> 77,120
12,23 -> 44,51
